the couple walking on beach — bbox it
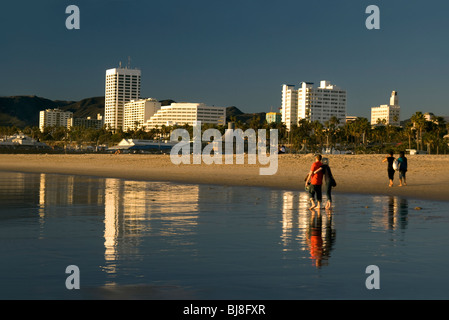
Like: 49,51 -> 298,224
304,154 -> 336,210
383,151 -> 408,187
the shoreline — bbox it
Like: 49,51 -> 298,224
0,153 -> 448,202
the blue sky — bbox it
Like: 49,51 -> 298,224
1,0 -> 449,120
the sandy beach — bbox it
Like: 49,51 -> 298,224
0,153 -> 448,202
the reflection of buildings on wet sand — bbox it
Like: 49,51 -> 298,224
103,179 -> 200,278
38,173 -> 105,214
38,173 -> 106,207
37,173 -> 106,238
29,172 -> 201,282
281,191 -> 310,249
280,191 -> 336,268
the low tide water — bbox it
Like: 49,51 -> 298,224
0,171 -> 448,300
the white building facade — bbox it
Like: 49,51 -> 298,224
281,84 -> 298,130
104,67 -> 141,130
39,108 -> 73,132
370,91 -> 400,126
281,80 -> 347,130
123,98 -> 162,131
144,103 -> 226,129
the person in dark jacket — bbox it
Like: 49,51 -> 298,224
382,151 -> 395,187
397,151 -> 408,186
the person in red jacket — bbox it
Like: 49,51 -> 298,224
305,154 -> 324,209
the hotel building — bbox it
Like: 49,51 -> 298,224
144,102 -> 226,129
123,98 -> 162,131
104,66 -> 141,130
281,81 -> 347,130
39,108 -> 73,132
370,91 -> 400,126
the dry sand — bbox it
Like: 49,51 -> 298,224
0,153 -> 448,202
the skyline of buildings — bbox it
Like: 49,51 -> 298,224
3,2 -> 449,126
105,65 -> 226,131
35,68 -> 445,133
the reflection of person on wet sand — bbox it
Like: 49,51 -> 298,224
386,196 -> 409,230
306,209 -> 336,268
308,210 -> 323,268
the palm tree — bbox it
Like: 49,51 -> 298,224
429,115 -> 447,154
249,115 -> 261,130
405,121 -> 415,150
324,116 -> 340,151
410,111 -> 426,151
357,117 -> 370,146
310,120 -> 324,152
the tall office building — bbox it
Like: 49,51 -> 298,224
104,66 -> 141,130
370,91 -> 400,126
281,81 -> 347,130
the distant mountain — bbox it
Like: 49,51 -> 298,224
0,95 -> 105,128
0,95 -> 75,128
60,97 -> 105,119
226,106 -> 266,125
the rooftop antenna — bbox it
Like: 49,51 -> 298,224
127,56 -> 131,69
119,61 -> 122,68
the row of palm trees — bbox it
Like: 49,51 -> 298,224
228,111 -> 448,154
285,111 -> 448,154
1,111 -> 448,154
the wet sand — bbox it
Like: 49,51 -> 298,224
0,153 -> 448,202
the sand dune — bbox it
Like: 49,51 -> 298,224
0,153 -> 448,202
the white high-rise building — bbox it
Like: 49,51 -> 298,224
281,80 -> 347,130
281,84 -> 298,130
104,66 -> 141,130
39,108 -> 73,132
144,103 -> 226,129
371,91 -> 400,126
123,98 -> 161,131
